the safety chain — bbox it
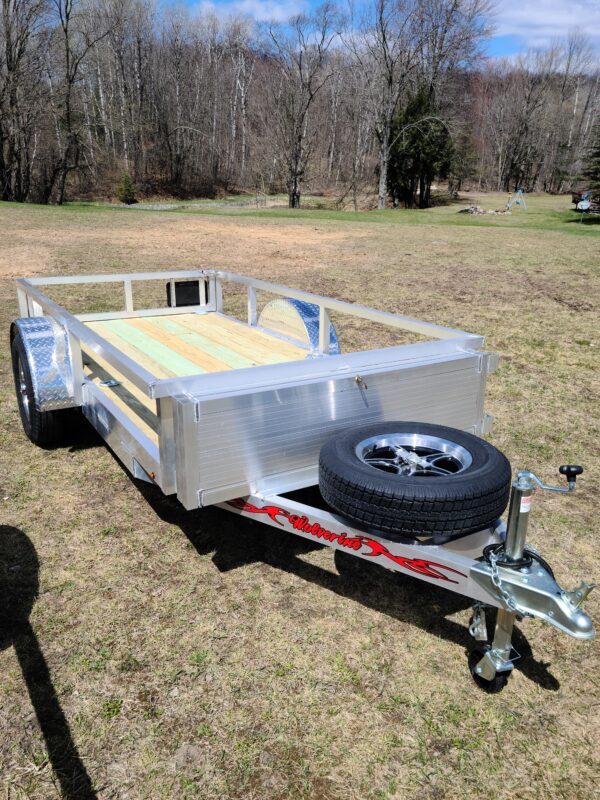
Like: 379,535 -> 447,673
488,549 -> 532,616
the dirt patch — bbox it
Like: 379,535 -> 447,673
0,206 -> 364,279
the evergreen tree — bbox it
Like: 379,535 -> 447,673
117,173 -> 137,205
582,125 -> 600,193
387,89 -> 453,209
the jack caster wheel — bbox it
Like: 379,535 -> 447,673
469,644 -> 511,693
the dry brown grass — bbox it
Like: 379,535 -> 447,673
0,195 -> 599,800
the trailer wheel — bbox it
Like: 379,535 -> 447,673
11,333 -> 80,447
319,422 -> 511,541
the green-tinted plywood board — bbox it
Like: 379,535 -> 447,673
103,319 -> 206,376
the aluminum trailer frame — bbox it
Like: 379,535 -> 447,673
15,269 -> 497,507
12,269 -> 595,689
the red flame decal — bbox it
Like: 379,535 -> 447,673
227,499 -> 466,584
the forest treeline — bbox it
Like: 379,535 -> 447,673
1,0 -> 598,207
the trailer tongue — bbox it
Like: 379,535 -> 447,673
11,269 -> 595,692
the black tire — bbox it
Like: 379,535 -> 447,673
319,421 -> 511,541
469,644 -> 511,693
11,332 -> 80,447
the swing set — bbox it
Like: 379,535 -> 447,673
506,189 -> 526,210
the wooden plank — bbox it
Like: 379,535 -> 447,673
84,366 -> 159,445
85,312 -> 309,387
95,319 -> 206,377
83,360 -> 158,434
176,314 -> 307,364
86,320 -> 175,378
206,314 -> 308,360
129,317 -> 256,371
82,348 -> 155,411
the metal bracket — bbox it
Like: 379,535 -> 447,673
469,603 -> 489,642
481,413 -> 494,435
564,581 -> 597,608
481,352 -> 500,374
474,647 -> 516,682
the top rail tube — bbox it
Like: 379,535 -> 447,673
24,268 -> 476,343
26,269 -> 208,286
215,270 -> 477,342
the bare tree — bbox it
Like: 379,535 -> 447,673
345,0 -> 423,209
267,3 -> 337,208
49,0 -> 113,203
0,0 -> 596,206
0,0 -> 47,200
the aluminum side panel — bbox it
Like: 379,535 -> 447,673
175,352 -> 490,508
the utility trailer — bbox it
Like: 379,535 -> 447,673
11,269 -> 595,692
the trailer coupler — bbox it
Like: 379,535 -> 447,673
471,558 -> 596,640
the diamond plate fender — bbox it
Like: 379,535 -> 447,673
11,317 -> 78,411
258,297 -> 341,355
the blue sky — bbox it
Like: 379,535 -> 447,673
193,0 -> 600,57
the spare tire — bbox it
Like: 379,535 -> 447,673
319,421 -> 511,541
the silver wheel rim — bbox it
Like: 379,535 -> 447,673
18,358 -> 31,422
355,433 -> 472,477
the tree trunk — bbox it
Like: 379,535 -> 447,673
377,133 -> 389,210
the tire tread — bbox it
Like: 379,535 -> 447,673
319,422 -> 511,540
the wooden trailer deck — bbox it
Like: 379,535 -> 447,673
85,312 -> 309,376
81,312 -> 310,446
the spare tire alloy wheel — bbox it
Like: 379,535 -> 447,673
356,432 -> 473,477
319,422 -> 512,541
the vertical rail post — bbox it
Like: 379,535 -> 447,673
124,280 -> 133,312
68,332 -> 84,405
208,274 -> 223,312
29,298 -> 43,316
319,306 -> 331,354
247,286 -> 257,326
17,287 -> 29,317
199,278 -> 207,307
215,277 -> 223,312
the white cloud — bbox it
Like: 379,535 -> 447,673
197,0 -> 306,23
493,0 -> 600,49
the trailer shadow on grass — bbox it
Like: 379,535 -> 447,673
132,480 -> 560,693
0,526 -> 98,799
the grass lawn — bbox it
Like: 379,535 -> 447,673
0,193 -> 598,800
